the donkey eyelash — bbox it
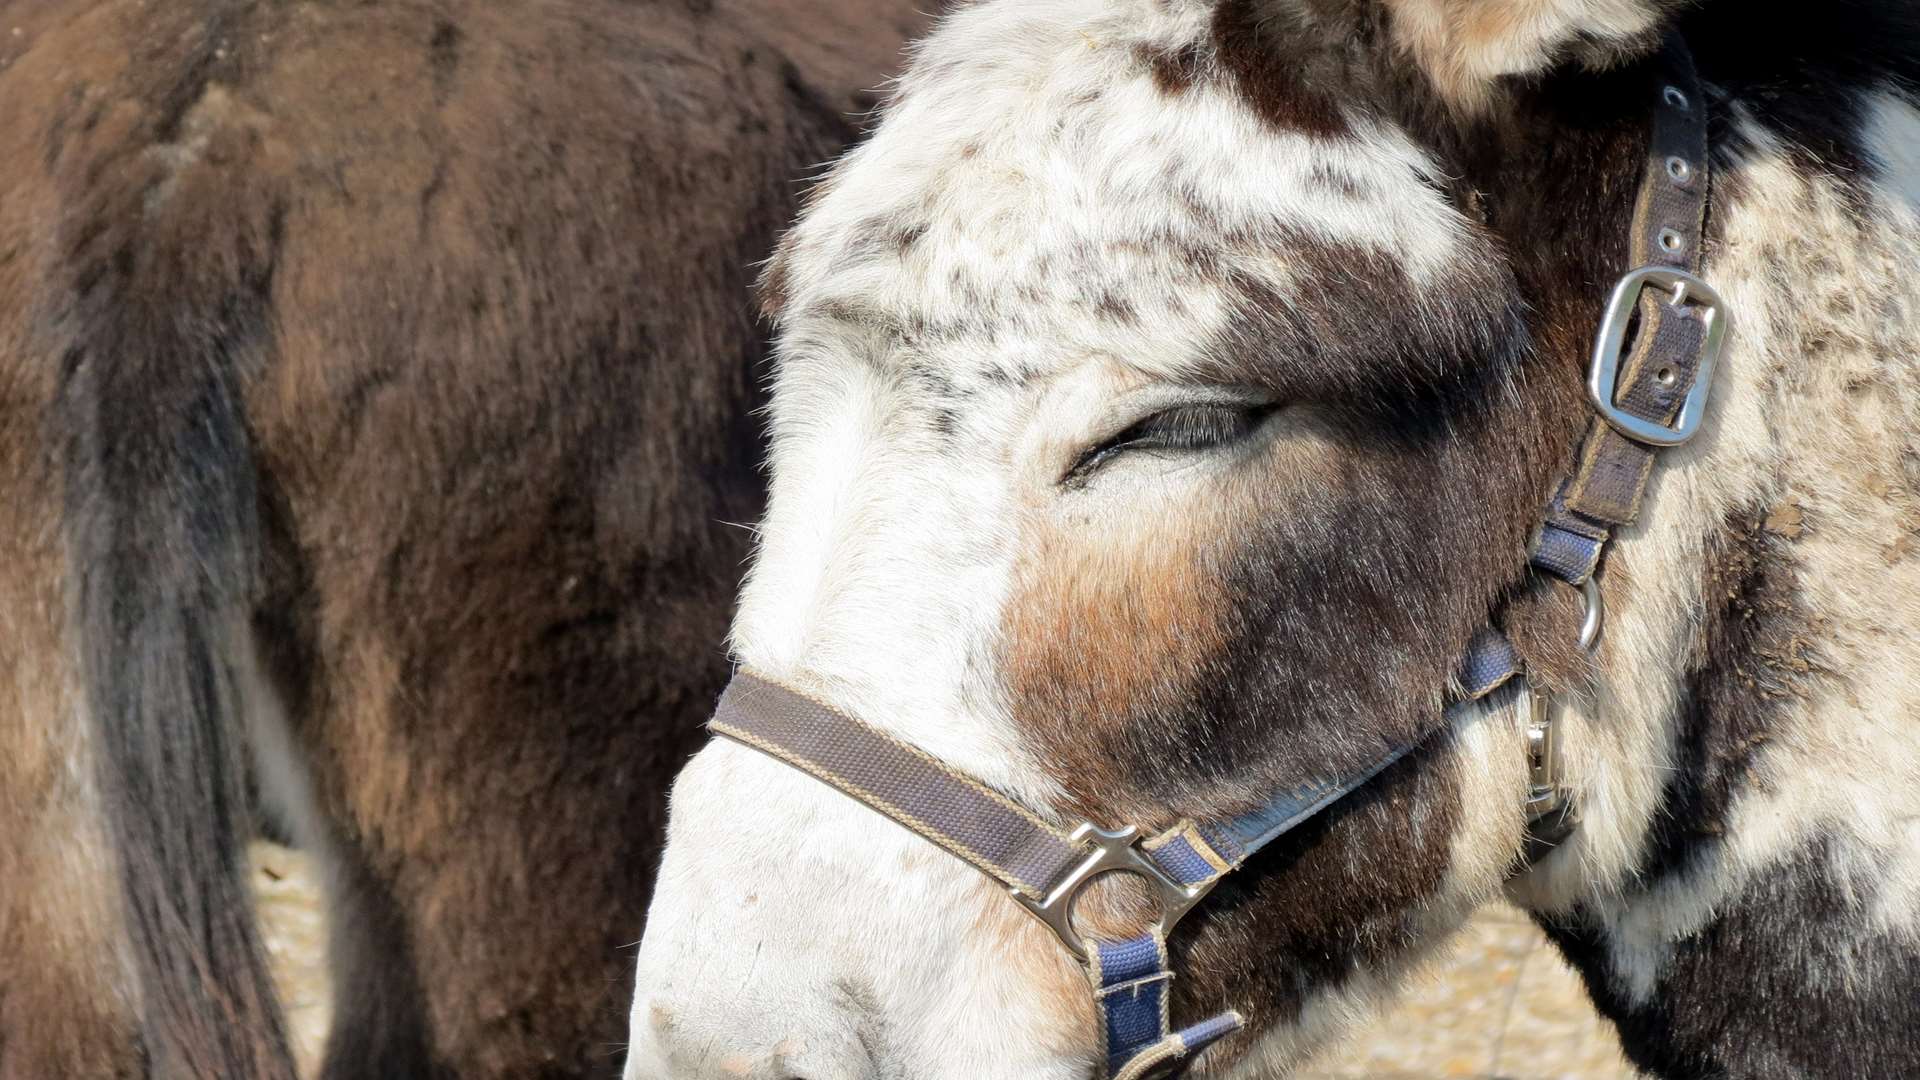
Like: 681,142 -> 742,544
1063,401 -> 1279,484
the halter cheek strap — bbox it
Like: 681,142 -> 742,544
706,33 -> 1722,1080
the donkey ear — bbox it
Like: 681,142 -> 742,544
1381,0 -> 1689,108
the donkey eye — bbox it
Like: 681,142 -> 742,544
1064,401 -> 1278,484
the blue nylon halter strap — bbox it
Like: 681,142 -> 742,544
1142,629 -> 1518,897
1090,934 -> 1224,1080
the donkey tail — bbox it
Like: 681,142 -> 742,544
55,237 -> 298,1078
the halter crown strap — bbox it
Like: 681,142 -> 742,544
1537,34 -> 1723,586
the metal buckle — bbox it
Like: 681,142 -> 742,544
1010,824 -> 1217,964
1587,265 -> 1728,447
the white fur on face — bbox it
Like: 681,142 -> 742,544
626,1 -> 1490,1076
626,742 -> 1097,1080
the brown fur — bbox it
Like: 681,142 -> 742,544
1004,501 -> 1242,824
1211,0 -> 1354,137
1,9 -> 150,1074
0,0 -> 925,1076
1176,742 -> 1462,1055
0,418 -> 139,1079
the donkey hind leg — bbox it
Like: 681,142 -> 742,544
0,750 -> 142,1080
304,616 -> 706,1080
246,531 -> 655,1080
243,621 -> 441,1080
0,553 -> 142,1080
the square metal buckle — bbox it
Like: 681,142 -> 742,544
1586,265 -> 1729,447
1010,823 -> 1216,963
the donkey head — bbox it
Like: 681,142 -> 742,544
630,1 -> 1690,1075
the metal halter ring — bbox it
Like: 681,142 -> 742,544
1010,824 -> 1217,964
1576,577 -> 1604,651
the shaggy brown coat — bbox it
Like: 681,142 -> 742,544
0,1 -> 924,1077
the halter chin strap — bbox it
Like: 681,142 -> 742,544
707,33 -> 1722,1080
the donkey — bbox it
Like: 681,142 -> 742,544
0,1 -> 924,1077
627,0 -> 1920,1077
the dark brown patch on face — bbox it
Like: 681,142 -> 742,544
997,210 -> 1559,1048
1135,40 -> 1205,95
1003,451 -> 1474,1020
1210,0 -> 1352,138
1199,224 -> 1523,407
1004,340 -> 1550,808
1005,507 -> 1242,823
1175,735 -> 1462,1038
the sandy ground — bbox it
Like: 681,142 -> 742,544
1297,904 -> 1637,1080
251,842 -> 1637,1079
254,844 -> 332,1075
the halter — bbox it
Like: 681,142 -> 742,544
708,35 -> 1726,1080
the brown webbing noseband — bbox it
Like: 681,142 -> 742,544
707,35 -> 1726,1080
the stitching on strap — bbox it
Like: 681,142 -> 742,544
733,672 -> 1075,841
711,721 -> 1055,898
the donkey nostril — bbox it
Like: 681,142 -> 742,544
770,1036 -> 817,1080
